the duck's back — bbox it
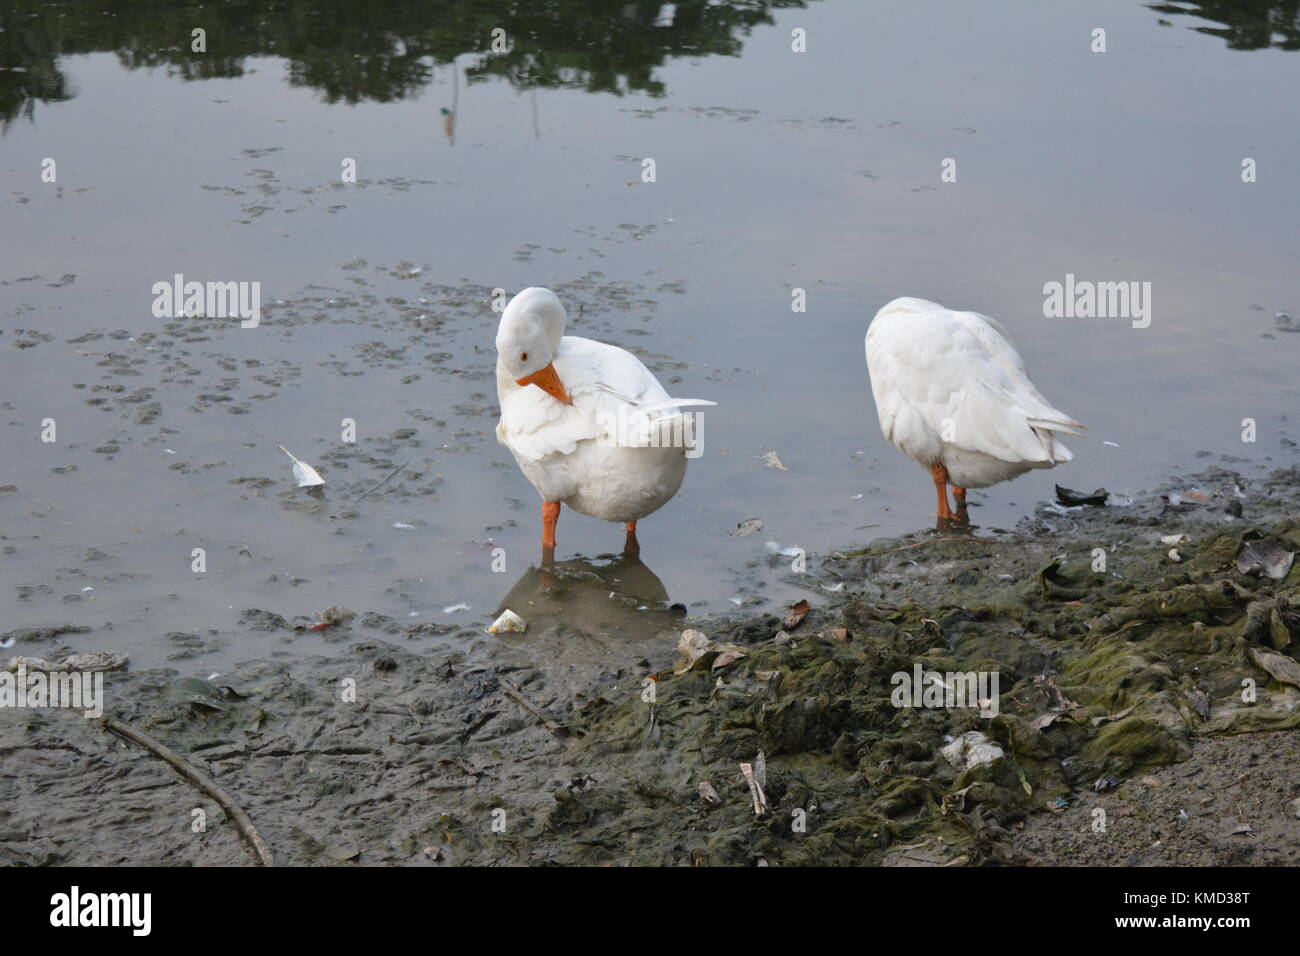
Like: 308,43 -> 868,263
866,297 -> 1079,477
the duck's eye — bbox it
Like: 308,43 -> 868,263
520,352 -> 528,363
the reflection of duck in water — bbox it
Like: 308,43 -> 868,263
492,550 -> 680,645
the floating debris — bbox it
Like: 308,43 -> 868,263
1235,538 -> 1295,580
674,630 -> 713,674
308,605 -> 355,631
1246,646 -> 1300,688
1055,485 -> 1108,507
711,648 -> 747,670
764,540 -> 802,557
1164,489 -> 1211,509
673,629 -> 746,675
730,518 -> 763,537
783,599 -> 811,629
939,731 -> 1004,770
486,609 -> 527,634
739,757 -> 769,815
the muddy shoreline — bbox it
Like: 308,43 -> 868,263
4,464 -> 1299,866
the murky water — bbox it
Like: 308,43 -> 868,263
2,0 -> 1297,669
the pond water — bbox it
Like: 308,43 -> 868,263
2,0 -> 1297,669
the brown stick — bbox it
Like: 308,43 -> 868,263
500,679 -> 576,747
354,459 -> 411,504
100,716 -> 274,867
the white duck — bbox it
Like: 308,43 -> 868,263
495,287 -> 713,553
865,297 -> 1082,525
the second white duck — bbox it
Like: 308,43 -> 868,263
495,287 -> 713,553
865,296 -> 1083,525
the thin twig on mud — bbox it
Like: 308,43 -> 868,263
500,679 -> 578,748
354,459 -> 412,504
100,716 -> 274,866
833,536 -> 1003,559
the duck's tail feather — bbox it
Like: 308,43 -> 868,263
1028,417 -> 1085,439
639,398 -> 716,416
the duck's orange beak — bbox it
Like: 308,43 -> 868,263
516,363 -> 572,405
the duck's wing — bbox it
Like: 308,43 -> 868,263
498,336 -> 713,464
560,336 -> 715,446
496,376 -> 599,464
867,297 -> 1081,466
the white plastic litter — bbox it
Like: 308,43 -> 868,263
764,540 -> 802,557
486,609 -> 527,634
940,731 -> 1005,770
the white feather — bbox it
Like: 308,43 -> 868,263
278,444 -> 325,487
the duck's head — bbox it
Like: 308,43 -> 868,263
497,287 -> 571,404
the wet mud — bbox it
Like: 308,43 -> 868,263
4,465 -> 1298,866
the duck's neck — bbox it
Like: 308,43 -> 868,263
542,312 -> 564,353
496,358 -> 521,398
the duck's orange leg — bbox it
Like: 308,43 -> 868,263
541,501 -> 560,549
623,520 -> 640,560
930,463 -> 953,522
